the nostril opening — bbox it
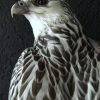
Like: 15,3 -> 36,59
18,1 -> 24,6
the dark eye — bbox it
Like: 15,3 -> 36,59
34,0 -> 48,6
18,1 -> 24,6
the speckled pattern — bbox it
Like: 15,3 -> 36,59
0,0 -> 100,100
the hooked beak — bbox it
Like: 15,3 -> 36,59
11,1 -> 29,18
11,3 -> 18,18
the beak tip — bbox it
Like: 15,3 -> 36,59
11,4 -> 16,18
11,11 -> 14,18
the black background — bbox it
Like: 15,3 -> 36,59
0,0 -> 100,100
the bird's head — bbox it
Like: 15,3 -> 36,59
11,0 -> 72,39
11,0 -> 69,22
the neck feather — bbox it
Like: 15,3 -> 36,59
25,15 -> 49,40
25,13 -> 83,43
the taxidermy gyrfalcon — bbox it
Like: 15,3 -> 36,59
9,0 -> 100,100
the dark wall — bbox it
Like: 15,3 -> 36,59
0,0 -> 34,100
69,0 -> 100,40
0,0 -> 100,100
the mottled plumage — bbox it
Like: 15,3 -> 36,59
9,0 -> 100,100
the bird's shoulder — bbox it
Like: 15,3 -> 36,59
8,47 -> 40,99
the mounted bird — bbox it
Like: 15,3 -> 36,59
9,0 -> 100,100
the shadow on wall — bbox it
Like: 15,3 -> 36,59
0,0 -> 100,100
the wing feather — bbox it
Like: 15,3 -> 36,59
8,47 -> 38,99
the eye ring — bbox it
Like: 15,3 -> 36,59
18,1 -> 24,6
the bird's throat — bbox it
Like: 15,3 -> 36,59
25,14 -> 52,41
